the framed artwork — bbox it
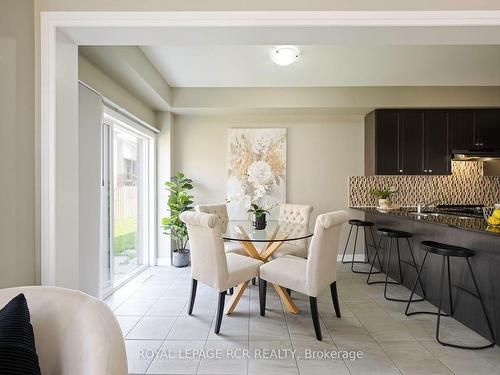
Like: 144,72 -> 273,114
227,128 -> 286,219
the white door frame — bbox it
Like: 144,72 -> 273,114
40,10 -> 500,285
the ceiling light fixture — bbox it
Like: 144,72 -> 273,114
270,46 -> 300,66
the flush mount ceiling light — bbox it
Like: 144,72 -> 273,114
270,46 -> 300,66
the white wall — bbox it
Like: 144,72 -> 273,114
0,0 -> 36,287
156,112 -> 173,264
172,112 -> 366,252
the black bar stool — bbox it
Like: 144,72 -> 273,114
405,241 -> 496,350
341,219 -> 379,274
367,228 -> 425,302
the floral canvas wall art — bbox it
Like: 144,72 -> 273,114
227,128 -> 286,219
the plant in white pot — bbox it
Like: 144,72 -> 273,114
161,172 -> 194,267
370,187 -> 397,208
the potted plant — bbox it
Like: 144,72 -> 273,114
247,203 -> 277,230
370,187 -> 397,208
161,172 -> 194,267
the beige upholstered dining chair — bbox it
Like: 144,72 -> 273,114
195,203 -> 245,254
272,203 -> 313,258
180,211 -> 263,334
259,210 -> 348,340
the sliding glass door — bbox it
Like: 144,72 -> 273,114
101,108 -> 156,294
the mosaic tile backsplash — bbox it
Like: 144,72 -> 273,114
349,161 -> 500,207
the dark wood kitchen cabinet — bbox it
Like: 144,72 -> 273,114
423,110 -> 450,175
365,109 -> 450,175
449,109 -> 475,150
474,109 -> 500,148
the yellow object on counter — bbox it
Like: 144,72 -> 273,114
487,215 -> 500,226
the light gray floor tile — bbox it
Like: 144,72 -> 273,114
167,315 -> 214,340
125,339 -> 163,374
127,316 -> 177,340
104,264 -> 496,375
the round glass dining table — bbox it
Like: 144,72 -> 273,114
222,220 -> 314,315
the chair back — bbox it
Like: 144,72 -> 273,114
0,286 -> 127,375
278,203 -> 313,250
195,204 -> 230,233
180,211 -> 229,291
306,211 -> 348,296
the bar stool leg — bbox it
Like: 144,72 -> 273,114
367,235 -> 383,284
350,226 -> 360,272
436,255 -> 447,345
446,256 -> 453,315
406,238 -> 426,298
370,227 -> 383,270
363,226 -> 369,263
405,252 -> 428,315
383,237 -> 394,299
341,225 -> 353,263
396,238 -> 404,283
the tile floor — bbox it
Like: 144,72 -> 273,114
105,263 -> 500,375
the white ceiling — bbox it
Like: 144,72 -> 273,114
141,44 -> 500,87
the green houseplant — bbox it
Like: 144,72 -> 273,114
247,203 -> 277,230
161,172 -> 194,267
370,187 -> 397,208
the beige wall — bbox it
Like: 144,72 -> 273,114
78,54 -> 157,128
0,0 -> 36,287
172,113 -> 365,242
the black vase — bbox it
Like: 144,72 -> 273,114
253,214 -> 267,230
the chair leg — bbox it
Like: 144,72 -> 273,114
259,278 -> 267,317
446,256 -> 453,315
286,288 -> 291,296
406,238 -> 426,298
330,281 -> 341,318
188,279 -> 197,315
309,296 -> 322,341
252,278 -> 256,286
228,287 -> 234,295
350,226 -> 359,272
215,291 -> 226,334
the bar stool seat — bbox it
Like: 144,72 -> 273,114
376,228 -> 412,238
367,227 -> 425,303
348,219 -> 373,227
406,241 -> 496,350
341,219 -> 378,274
421,241 -> 474,257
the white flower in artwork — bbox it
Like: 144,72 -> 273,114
247,160 -> 273,198
251,133 -> 274,155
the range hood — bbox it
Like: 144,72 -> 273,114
452,149 -> 500,176
452,149 -> 500,161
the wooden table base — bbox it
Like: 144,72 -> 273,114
225,232 -> 299,315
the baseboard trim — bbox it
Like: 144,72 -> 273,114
156,257 -> 170,266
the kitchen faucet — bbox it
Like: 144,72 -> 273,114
416,200 -> 440,214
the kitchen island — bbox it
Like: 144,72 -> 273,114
352,207 -> 499,345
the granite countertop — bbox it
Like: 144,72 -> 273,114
350,207 -> 500,236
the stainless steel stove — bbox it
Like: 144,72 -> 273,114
433,204 -> 484,218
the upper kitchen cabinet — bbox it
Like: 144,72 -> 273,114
449,110 -> 475,150
474,109 -> 500,149
423,110 -> 450,175
365,109 -> 450,175
450,109 -> 500,150
400,110 -> 424,175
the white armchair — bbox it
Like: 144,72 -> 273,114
195,203 -> 245,255
0,286 -> 127,375
272,203 -> 313,258
259,210 -> 348,340
180,211 -> 263,334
